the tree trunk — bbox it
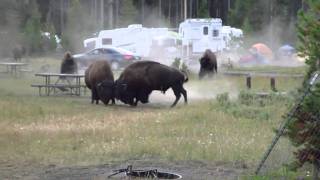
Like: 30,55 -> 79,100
60,0 -> 64,33
168,0 -> 171,26
108,0 -> 113,29
141,0 -> 145,25
100,0 -> 104,29
313,161 -> 319,180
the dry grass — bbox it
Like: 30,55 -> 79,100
0,57 -> 306,175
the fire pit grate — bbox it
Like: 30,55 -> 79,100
108,165 -> 182,179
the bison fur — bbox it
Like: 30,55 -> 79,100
199,49 -> 218,79
85,60 -> 115,105
115,61 -> 188,107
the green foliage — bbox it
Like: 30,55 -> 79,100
118,0 -> 139,27
61,0 -> 96,52
198,0 -> 209,18
44,23 -> 57,52
170,58 -> 191,75
216,93 -> 231,107
241,17 -> 253,34
171,57 -> 181,69
286,0 -> 320,172
215,91 -> 289,121
23,0 -> 42,53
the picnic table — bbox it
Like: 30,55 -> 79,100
31,73 -> 87,96
0,62 -> 29,77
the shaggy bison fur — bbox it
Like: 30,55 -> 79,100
199,49 -> 218,79
115,61 -> 188,107
60,52 -> 78,74
85,60 -> 115,105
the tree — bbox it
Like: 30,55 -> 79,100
61,0 -> 96,52
118,0 -> 139,27
287,0 -> 320,177
23,0 -> 42,54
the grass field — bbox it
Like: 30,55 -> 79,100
0,56 -> 307,178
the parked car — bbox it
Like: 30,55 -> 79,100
73,47 -> 141,70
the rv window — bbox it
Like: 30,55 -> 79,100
203,26 -> 208,35
213,29 -> 219,37
102,38 -> 112,45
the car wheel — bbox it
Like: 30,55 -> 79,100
111,61 -> 119,70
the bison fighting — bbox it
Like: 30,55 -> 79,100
85,61 -> 115,105
199,49 -> 218,79
115,61 -> 188,107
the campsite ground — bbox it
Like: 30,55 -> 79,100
0,56 -> 307,179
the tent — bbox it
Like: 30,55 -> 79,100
251,43 -> 273,60
278,44 -> 295,56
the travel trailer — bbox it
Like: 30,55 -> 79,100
178,18 -> 243,56
83,24 -> 173,57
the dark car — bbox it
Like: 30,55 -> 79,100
73,47 -> 141,70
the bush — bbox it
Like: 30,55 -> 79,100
171,58 -> 181,69
216,92 -> 231,107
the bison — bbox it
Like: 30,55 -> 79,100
85,60 -> 115,105
115,61 -> 188,107
60,52 -> 78,74
12,45 -> 26,62
199,49 -> 218,79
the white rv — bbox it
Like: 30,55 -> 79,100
83,24 -> 171,57
178,18 -> 243,56
221,26 -> 243,50
179,18 -> 224,55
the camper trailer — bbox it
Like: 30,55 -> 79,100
83,24 -> 171,57
179,18 -> 224,55
221,26 -> 243,50
178,18 -> 243,56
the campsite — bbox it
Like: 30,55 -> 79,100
0,0 -> 319,179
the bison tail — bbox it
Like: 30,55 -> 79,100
181,70 -> 189,83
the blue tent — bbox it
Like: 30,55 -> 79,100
278,44 -> 295,56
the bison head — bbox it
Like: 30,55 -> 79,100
114,80 -> 135,105
97,80 -> 115,105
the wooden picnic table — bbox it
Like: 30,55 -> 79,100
31,73 -> 86,96
0,62 -> 29,77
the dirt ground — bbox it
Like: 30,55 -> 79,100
0,159 -> 249,180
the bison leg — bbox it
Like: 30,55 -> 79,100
208,71 -> 214,78
132,98 -> 138,106
199,69 -> 206,80
111,98 -> 115,105
171,86 -> 182,107
92,88 -> 99,104
90,90 -> 95,104
103,99 -> 110,106
181,86 -> 188,104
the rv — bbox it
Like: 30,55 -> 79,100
83,24 -> 172,57
178,18 -> 243,56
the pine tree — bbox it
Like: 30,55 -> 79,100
286,0 -> 320,174
23,0 -> 42,53
118,0 -> 139,27
61,0 -> 96,52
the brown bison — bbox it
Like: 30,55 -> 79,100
199,49 -> 218,79
12,45 -> 26,62
115,61 -> 188,107
85,60 -> 115,105
60,52 -> 78,74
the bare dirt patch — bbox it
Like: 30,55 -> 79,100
0,160 -> 248,179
